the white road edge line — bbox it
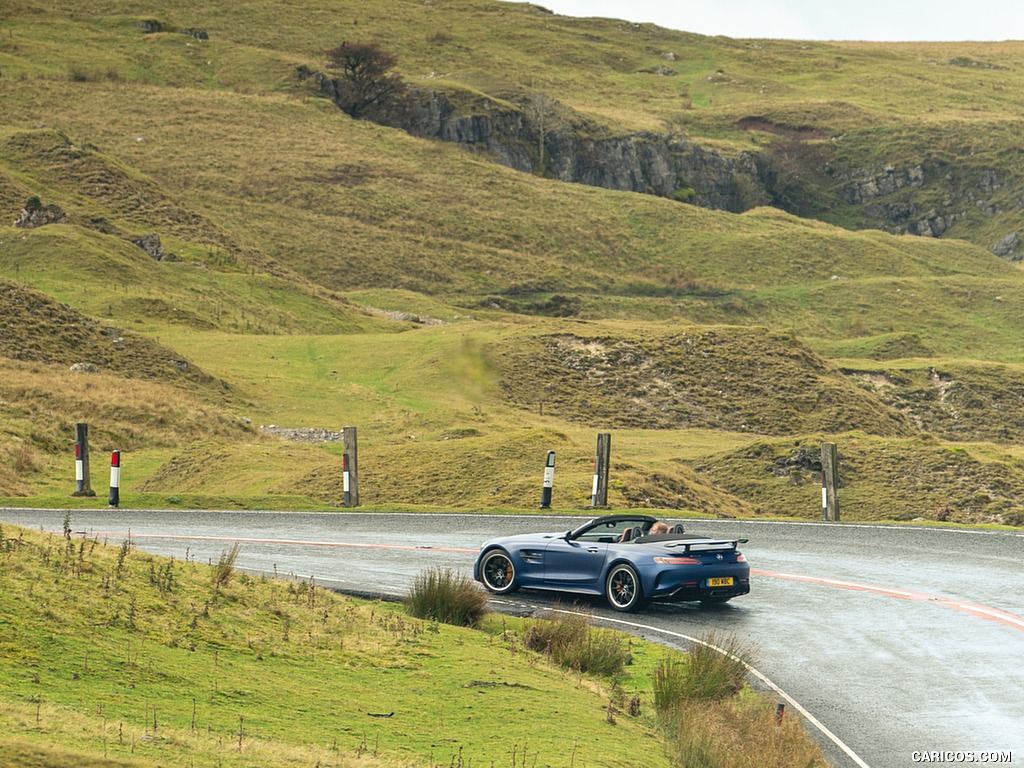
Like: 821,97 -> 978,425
494,599 -> 872,768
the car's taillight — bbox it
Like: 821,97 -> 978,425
736,554 -> 746,563
654,556 -> 700,565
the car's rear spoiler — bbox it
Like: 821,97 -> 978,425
664,538 -> 747,552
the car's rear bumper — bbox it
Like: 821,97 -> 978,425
646,563 -> 751,603
653,577 -> 751,603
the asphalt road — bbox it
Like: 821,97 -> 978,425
2,508 -> 1021,768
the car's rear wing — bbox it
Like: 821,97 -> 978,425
664,538 -> 747,552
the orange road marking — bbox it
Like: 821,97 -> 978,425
753,568 -> 1024,633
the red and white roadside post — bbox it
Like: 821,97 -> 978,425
540,450 -> 556,509
108,450 -> 121,508
75,441 -> 85,493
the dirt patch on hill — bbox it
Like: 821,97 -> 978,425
495,326 -> 913,437
0,279 -> 222,393
842,363 -> 1024,444
737,116 -> 831,140
697,436 -> 1024,526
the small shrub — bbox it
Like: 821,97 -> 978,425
67,65 -> 94,82
653,655 -> 690,716
672,186 -> 696,203
523,610 -> 630,677
212,542 -> 240,588
13,442 -> 37,474
405,567 -> 489,627
656,631 -> 751,714
115,539 -> 131,571
667,697 -> 829,768
685,632 -> 750,700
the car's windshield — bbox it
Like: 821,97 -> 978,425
573,518 -> 650,543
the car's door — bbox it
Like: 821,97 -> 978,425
542,536 -> 608,585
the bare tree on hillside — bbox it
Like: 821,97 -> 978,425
524,91 -> 562,175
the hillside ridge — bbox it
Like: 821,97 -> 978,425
0,0 -> 1023,526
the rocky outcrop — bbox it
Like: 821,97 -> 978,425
133,233 -> 165,260
260,425 -> 344,443
406,91 -> 772,212
131,233 -> 178,261
991,231 -> 1022,261
14,199 -> 69,228
836,164 -> 926,205
137,20 -> 209,39
830,161 -> 1023,242
304,67 -> 772,213
863,202 -> 964,238
305,67 -> 1024,245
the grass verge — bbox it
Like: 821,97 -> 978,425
0,521 -> 828,768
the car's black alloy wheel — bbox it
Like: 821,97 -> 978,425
606,563 -> 646,612
480,549 -> 519,594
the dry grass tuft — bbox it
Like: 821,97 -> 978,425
405,567 -> 490,627
522,609 -> 631,677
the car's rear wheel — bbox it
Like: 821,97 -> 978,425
479,549 -> 519,594
605,563 -> 647,612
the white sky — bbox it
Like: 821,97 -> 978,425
509,1 -> 1024,42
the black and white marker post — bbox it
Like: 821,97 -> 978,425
108,450 -> 121,508
540,450 -> 556,509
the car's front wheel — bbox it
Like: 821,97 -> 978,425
605,563 -> 647,612
479,549 -> 519,594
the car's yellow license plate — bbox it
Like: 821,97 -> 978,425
707,577 -> 733,587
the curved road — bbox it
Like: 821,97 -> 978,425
2,508 -> 1021,768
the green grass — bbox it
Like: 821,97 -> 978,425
0,522 -> 827,768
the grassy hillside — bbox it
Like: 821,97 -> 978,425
0,0 -> 1023,526
4,0 -> 1022,247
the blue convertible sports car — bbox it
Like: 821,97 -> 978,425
473,514 -> 750,612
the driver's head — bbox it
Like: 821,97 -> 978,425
650,522 -> 670,535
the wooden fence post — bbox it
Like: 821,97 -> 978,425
73,422 -> 95,497
592,433 -> 611,508
342,426 -> 359,507
821,442 -> 840,522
